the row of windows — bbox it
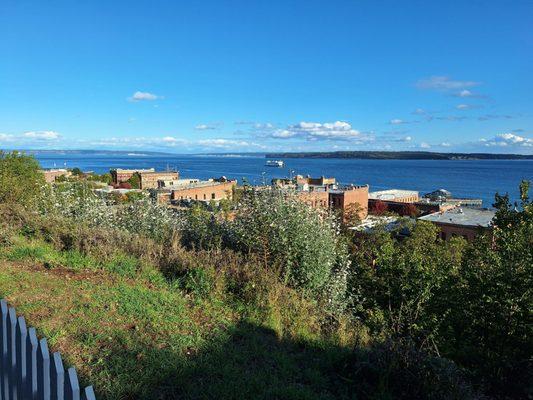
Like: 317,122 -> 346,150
178,193 -> 217,200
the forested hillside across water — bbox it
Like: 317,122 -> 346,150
265,150 -> 533,160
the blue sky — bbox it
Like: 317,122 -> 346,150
1,0 -> 532,153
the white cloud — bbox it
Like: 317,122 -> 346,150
434,115 -> 468,122
456,104 -> 471,110
412,108 -> 427,115
272,121 -> 363,141
254,123 -> 274,129
198,138 -> 264,149
128,91 -> 161,102
457,90 -> 473,97
416,76 -> 480,91
195,123 -> 222,130
389,119 -> 405,125
481,133 -> 533,147
161,136 -> 182,143
23,131 -> 61,140
195,124 -> 213,130
88,136 -> 188,148
420,142 -> 431,149
453,89 -> 487,98
478,114 -> 513,121
0,133 -> 14,141
440,142 -> 451,147
271,130 -> 297,138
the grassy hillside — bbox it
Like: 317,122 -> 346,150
0,234 -> 356,399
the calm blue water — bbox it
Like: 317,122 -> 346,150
35,153 -> 533,207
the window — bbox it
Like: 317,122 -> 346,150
195,194 -> 198,200
211,193 -> 216,199
203,194 -> 206,200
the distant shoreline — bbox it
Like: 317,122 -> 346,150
265,151 -> 533,160
4,149 -> 533,160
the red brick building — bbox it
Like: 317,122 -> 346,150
41,169 -> 71,183
110,168 -> 180,190
138,171 -> 179,190
110,168 -> 155,184
329,186 -> 369,220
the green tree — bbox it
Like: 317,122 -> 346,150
0,151 -> 45,207
350,220 -> 467,345
127,173 -> 141,189
446,180 -> 532,397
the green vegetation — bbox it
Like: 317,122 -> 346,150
127,173 -> 141,189
0,150 -> 45,206
0,152 -> 531,399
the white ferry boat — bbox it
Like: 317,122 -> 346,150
265,160 -> 284,167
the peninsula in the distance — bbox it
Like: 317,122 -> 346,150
265,151 -> 533,160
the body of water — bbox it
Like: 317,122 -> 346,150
35,153 -> 533,207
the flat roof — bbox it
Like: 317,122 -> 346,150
111,168 -> 155,172
350,216 -> 400,231
369,189 -> 418,199
139,171 -> 178,176
172,180 -> 232,191
418,207 -> 495,227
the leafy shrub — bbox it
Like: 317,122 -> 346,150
183,190 -> 351,313
0,151 -> 45,207
38,182 -> 184,242
180,267 -> 214,299
349,220 -> 467,343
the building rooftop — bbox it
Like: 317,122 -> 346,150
350,215 -> 400,232
418,207 -> 495,227
369,189 -> 418,200
111,168 -> 155,173
424,188 -> 452,198
171,180 -> 233,191
139,170 -> 178,176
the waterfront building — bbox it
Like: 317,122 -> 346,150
137,171 -> 180,189
110,168 -> 155,184
273,175 -> 368,220
369,189 -> 419,203
420,188 -> 483,207
418,207 -> 495,241
110,168 -> 180,189
170,179 -> 237,204
40,168 -> 71,183
329,185 -> 369,220
424,189 -> 452,202
158,178 -> 199,189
